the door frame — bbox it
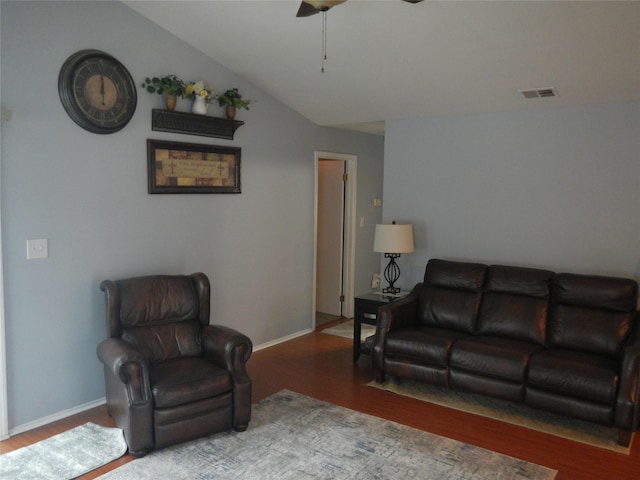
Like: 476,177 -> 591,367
312,151 -> 357,328
0,118 -> 8,439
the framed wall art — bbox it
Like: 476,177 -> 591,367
147,139 -> 241,194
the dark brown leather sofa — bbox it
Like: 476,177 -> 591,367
97,273 -> 252,457
371,259 -> 640,446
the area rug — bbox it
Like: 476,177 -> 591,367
0,422 -> 127,480
97,390 -> 556,480
322,319 -> 376,341
368,377 -> 631,454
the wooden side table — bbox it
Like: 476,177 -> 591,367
353,293 -> 406,362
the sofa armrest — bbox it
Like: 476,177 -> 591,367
202,325 -> 252,382
615,343 -> 640,433
96,338 -> 150,405
371,283 -> 422,372
624,311 -> 640,348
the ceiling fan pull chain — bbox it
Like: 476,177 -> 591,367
321,10 -> 327,73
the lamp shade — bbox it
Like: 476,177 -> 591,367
373,224 -> 415,254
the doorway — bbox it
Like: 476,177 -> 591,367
316,159 -> 345,322
313,151 -> 357,329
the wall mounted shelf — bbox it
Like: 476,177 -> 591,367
151,109 -> 244,140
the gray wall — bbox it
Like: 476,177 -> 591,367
0,1 -> 383,430
383,102 -> 640,290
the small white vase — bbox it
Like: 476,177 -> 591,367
192,96 -> 208,115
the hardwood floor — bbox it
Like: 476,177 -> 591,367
1,328 -> 638,479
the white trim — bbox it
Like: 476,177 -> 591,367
0,275 -> 7,439
253,328 -> 313,352
0,122 -> 8,439
8,397 -> 106,437
313,151 -> 357,328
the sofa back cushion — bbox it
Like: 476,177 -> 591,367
548,273 -> 638,358
476,265 -> 554,344
418,259 -> 487,333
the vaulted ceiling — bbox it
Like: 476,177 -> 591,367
125,1 -> 640,134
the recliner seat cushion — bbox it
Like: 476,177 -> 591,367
450,336 -> 541,383
527,349 -> 619,405
149,357 -> 232,408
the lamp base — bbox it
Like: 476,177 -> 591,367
382,253 -> 401,295
381,286 -> 401,295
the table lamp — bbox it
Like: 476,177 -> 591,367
373,222 -> 414,294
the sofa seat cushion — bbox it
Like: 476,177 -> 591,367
450,336 -> 541,383
527,349 -> 619,405
150,357 -> 232,409
385,327 -> 469,366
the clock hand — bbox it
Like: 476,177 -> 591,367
100,75 -> 106,106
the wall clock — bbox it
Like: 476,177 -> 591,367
58,49 -> 137,134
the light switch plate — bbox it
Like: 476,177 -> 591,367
27,239 -> 48,259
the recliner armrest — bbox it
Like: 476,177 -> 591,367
97,338 -> 145,379
371,283 -> 422,372
96,338 -> 150,405
202,325 -> 253,381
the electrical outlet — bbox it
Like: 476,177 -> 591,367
371,272 -> 380,289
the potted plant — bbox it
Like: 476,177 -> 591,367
217,88 -> 254,120
141,75 -> 185,111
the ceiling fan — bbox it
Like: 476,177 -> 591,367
296,0 -> 424,18
296,0 -> 424,72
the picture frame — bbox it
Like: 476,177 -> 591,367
147,139 -> 241,194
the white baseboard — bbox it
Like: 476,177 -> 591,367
253,328 -> 313,352
8,397 -> 106,437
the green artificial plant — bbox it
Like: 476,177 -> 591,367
217,88 -> 254,110
140,75 -> 185,96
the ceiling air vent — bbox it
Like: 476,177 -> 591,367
520,88 -> 559,99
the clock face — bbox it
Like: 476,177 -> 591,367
59,50 -> 137,134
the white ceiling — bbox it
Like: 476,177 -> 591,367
125,0 -> 640,135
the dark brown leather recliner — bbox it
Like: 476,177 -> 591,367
96,273 -> 252,457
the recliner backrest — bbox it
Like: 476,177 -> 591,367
477,265 -> 554,344
418,259 -> 487,333
102,274 -> 210,363
548,273 -> 638,358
